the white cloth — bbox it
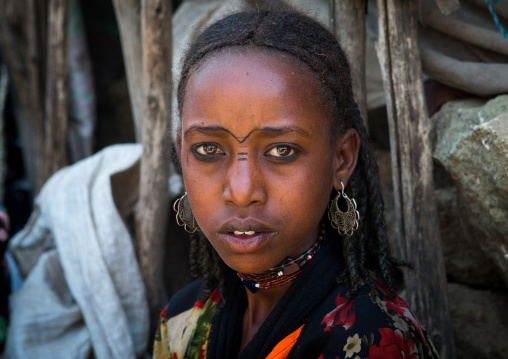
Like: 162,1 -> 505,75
5,144 -> 148,359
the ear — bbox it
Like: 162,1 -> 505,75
332,129 -> 360,190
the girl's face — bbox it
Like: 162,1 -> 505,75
178,51 -> 352,274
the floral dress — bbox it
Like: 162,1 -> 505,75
154,231 -> 440,359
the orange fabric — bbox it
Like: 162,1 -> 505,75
265,325 -> 305,359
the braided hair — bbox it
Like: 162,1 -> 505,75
177,9 -> 404,300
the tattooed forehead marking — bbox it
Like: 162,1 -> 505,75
237,152 -> 248,161
184,125 -> 309,143
227,128 -> 258,143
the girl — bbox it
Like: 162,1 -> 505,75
154,8 -> 439,359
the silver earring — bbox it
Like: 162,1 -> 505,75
328,181 -> 360,236
173,192 -> 200,233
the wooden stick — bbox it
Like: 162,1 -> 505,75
44,0 -> 69,180
329,0 -> 368,129
26,0 -> 47,193
375,0 -> 455,358
112,0 -> 143,142
137,0 -> 172,334
0,0 -> 49,193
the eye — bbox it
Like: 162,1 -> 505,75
194,144 -> 224,155
265,145 -> 297,158
191,143 -> 225,161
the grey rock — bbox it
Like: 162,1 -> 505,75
432,95 -> 508,286
435,186 -> 505,288
447,283 -> 508,359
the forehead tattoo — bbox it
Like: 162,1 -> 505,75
184,125 -> 309,142
225,128 -> 258,144
184,125 -> 310,162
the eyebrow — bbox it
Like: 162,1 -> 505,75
184,125 -> 310,143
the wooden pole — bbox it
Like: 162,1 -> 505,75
137,0 -> 172,334
112,0 -> 143,142
44,0 -> 69,179
0,0 -> 49,194
329,0 -> 368,129
375,1 -> 455,358
27,0 -> 49,192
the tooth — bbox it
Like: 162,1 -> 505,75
233,230 -> 256,235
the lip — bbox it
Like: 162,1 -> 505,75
217,219 -> 277,254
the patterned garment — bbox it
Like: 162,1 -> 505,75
319,283 -> 438,358
154,288 -> 220,359
155,281 -> 438,359
154,229 -> 440,359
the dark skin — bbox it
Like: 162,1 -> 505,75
177,51 -> 360,354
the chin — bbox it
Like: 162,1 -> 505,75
222,256 -> 277,275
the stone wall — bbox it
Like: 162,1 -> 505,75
431,95 -> 508,358
372,94 -> 508,359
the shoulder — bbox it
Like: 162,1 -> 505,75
154,281 -> 220,359
162,280 -> 205,319
293,282 -> 440,359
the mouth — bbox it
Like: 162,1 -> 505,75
233,230 -> 256,236
227,230 -> 269,242
217,220 -> 277,253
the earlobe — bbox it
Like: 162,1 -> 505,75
332,129 -> 360,190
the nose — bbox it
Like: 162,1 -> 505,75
222,158 -> 266,207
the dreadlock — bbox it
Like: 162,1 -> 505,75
177,8 -> 405,300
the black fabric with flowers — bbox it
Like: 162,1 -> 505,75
158,228 -> 440,359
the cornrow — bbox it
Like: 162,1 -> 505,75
178,9 -> 404,299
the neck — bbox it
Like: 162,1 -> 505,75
237,224 -> 326,354
237,224 -> 325,292
239,282 -> 292,353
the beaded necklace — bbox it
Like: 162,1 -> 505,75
237,224 -> 326,293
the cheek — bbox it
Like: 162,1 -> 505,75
181,162 -> 226,240
182,167 -> 214,214
273,158 -> 334,220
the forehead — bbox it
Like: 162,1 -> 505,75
181,49 -> 331,133
187,49 -> 319,99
